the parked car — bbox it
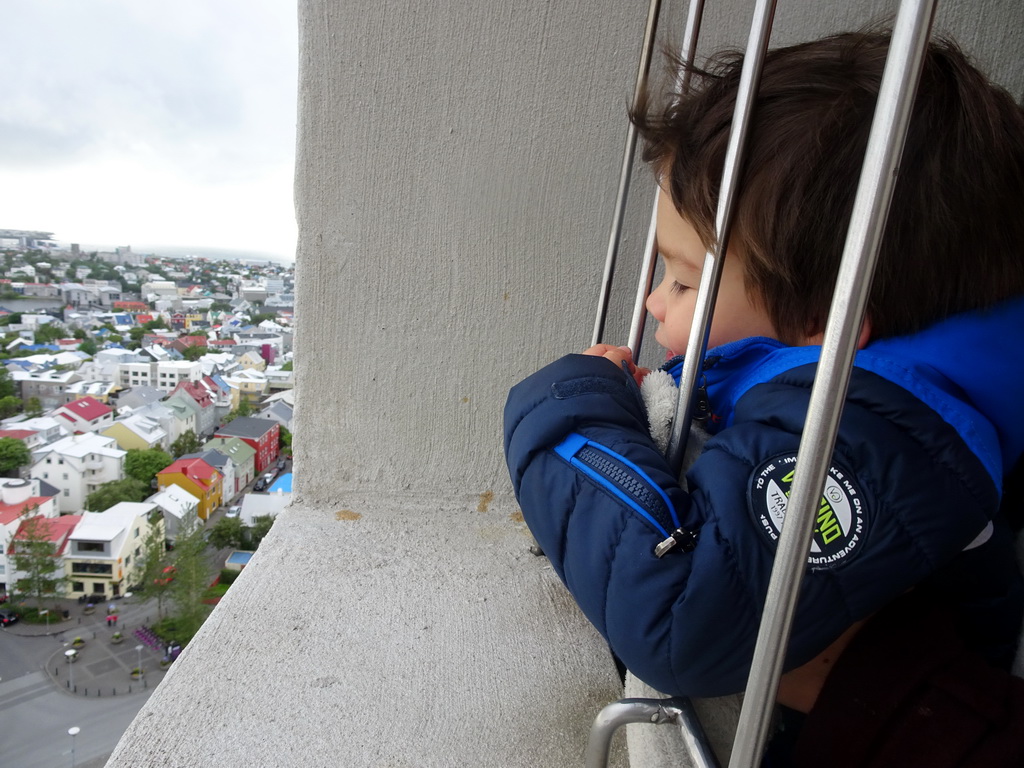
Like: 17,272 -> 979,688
0,608 -> 18,626
226,506 -> 241,519
154,566 -> 176,586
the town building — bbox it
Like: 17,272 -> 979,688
65,502 -> 162,600
213,417 -> 279,473
156,457 -> 223,520
52,396 -> 114,434
29,433 -> 126,513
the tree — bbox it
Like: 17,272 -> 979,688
0,437 -> 31,475
279,426 -> 292,453
132,517 -> 173,617
280,361 -> 293,372
170,430 -> 202,458
0,396 -> 22,419
250,515 -> 276,549
77,339 -> 98,356
72,328 -> 87,340
249,312 -> 277,326
34,323 -> 64,344
223,400 -> 253,424
125,448 -> 173,485
208,516 -> 245,550
24,397 -> 42,417
85,478 -> 150,511
10,511 -> 68,607
143,317 -> 167,331
128,326 -> 145,342
168,515 -> 212,640
181,345 -> 206,361
0,367 -> 15,398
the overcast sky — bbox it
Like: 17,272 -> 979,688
0,0 -> 298,261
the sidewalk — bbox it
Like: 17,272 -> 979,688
6,595 -> 170,697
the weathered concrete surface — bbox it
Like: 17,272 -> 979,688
106,496 -> 627,767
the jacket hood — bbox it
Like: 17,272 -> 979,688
665,296 -> 1024,488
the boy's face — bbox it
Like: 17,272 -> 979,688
646,188 -> 781,355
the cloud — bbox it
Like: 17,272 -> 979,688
0,0 -> 297,258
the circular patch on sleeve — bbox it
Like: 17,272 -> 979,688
747,454 -> 868,569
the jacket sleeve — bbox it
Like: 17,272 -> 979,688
504,354 -> 999,697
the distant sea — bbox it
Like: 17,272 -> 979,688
59,242 -> 295,266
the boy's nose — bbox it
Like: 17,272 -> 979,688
646,282 -> 665,322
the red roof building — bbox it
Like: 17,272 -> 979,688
114,301 -> 150,312
53,396 -> 114,433
0,429 -> 36,441
8,514 -> 82,556
157,458 -> 223,520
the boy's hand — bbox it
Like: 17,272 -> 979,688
582,344 -> 651,386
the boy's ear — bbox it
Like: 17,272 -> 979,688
856,316 -> 873,349
803,316 -> 872,349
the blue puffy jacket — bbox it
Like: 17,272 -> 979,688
504,298 -> 1024,697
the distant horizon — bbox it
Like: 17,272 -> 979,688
58,240 -> 295,266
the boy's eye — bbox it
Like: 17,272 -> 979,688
670,280 -> 690,295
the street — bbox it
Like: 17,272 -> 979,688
0,668 -> 152,768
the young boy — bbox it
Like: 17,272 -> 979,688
504,29 -> 1024,714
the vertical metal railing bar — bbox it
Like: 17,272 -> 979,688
665,0 -> 778,475
592,0 -> 664,347
628,0 -> 708,360
725,2 -> 939,766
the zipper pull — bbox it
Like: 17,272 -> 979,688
654,527 -> 698,558
692,385 -> 711,425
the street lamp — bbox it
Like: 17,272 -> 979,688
135,644 -> 144,678
39,608 -> 49,632
64,649 -> 76,692
68,726 -> 80,768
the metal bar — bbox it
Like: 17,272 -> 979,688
666,0 -> 777,475
726,3 -> 939,766
592,0 -> 663,347
628,0 -> 707,360
585,698 -> 720,768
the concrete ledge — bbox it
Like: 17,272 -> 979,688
106,494 -> 627,767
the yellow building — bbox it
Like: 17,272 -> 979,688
156,458 -> 223,521
101,414 -> 168,452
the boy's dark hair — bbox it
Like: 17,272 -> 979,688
632,31 -> 1024,342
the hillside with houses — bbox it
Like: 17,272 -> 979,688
0,239 -> 294,603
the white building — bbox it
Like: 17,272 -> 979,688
117,359 -> 203,393
65,502 -> 161,600
29,433 -> 126,513
146,484 -> 200,545
0,478 -> 60,595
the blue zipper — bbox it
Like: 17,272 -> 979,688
554,433 -> 697,556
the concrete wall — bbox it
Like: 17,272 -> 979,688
293,0 -> 1024,504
